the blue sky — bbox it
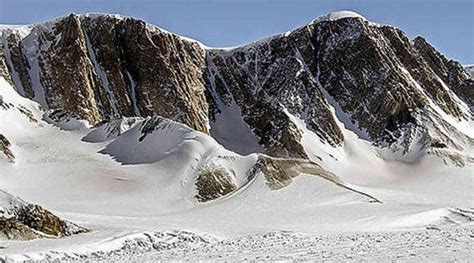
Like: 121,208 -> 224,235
1,0 -> 473,64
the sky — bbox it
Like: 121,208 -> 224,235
0,0 -> 473,64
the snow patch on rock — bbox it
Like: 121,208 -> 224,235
312,11 -> 366,24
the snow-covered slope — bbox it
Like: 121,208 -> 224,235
465,64 -> 474,78
0,10 -> 473,260
0,75 -> 376,211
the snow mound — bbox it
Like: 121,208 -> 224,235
0,189 -> 26,216
0,24 -> 32,39
81,12 -> 125,20
464,65 -> 474,78
98,115 -> 376,204
312,11 -> 366,24
99,115 -> 259,203
100,116 -> 225,165
43,109 -> 91,132
82,117 -> 143,143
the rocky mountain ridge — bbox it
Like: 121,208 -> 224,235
0,11 -> 472,163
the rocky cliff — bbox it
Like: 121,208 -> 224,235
0,11 -> 472,163
0,190 -> 87,240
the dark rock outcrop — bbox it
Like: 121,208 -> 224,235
0,134 -> 14,163
248,155 -> 381,202
195,165 -> 237,202
413,36 -> 474,110
0,190 -> 88,240
13,203 -> 87,237
0,217 -> 39,240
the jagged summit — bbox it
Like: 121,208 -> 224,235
0,10 -> 370,50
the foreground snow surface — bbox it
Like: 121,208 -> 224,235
2,227 -> 473,261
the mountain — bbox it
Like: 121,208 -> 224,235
0,11 -> 472,260
1,11 -> 472,163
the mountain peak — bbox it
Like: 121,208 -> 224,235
311,10 -> 366,24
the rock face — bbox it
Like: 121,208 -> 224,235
0,12 -> 472,162
0,190 -> 88,240
413,37 -> 474,111
0,134 -> 14,163
249,155 -> 339,190
195,165 -> 237,202
248,155 -> 381,202
0,217 -> 39,240
1,14 -> 209,133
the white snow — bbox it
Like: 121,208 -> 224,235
209,102 -> 265,155
311,11 -> 366,24
82,117 -> 142,142
125,71 -> 141,116
84,31 -> 120,117
464,64 -> 474,78
0,189 -> 26,217
20,26 -> 48,108
3,228 -> 472,261
42,110 -> 92,132
0,75 -> 472,235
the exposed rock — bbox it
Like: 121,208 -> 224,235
14,203 -> 87,237
413,36 -> 474,110
195,165 -> 237,202
0,95 -> 13,110
312,20 -> 468,145
248,155 -> 381,202
137,116 -> 175,142
3,33 -> 32,97
17,105 -> 38,123
249,155 -> 340,190
465,65 -> 474,79
0,42 -> 14,87
1,14 -> 210,133
209,17 -> 472,158
0,190 -> 88,240
0,134 -> 14,163
207,34 -> 343,158
0,217 -> 39,240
